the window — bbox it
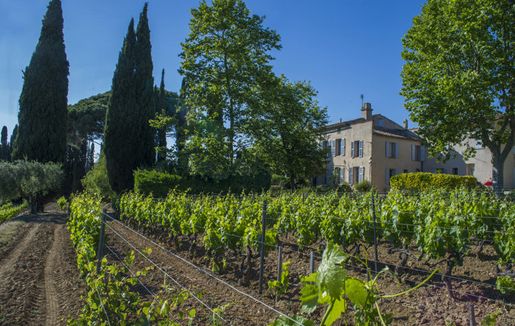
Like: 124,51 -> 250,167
385,141 -> 398,158
452,168 -> 459,175
411,144 -> 421,161
351,140 -> 364,158
349,167 -> 361,185
335,139 -> 342,156
334,167 -> 344,184
358,167 -> 365,183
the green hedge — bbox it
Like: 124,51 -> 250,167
134,169 -> 271,197
390,172 -> 478,192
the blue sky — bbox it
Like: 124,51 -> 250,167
0,0 -> 426,135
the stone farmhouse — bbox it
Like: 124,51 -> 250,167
315,103 -> 514,191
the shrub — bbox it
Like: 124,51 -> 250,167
0,160 -> 63,213
354,180 -> 373,193
81,156 -> 114,200
134,170 -> 182,198
57,196 -> 68,212
390,172 -> 478,192
134,169 -> 271,197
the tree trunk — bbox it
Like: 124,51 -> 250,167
492,151 -> 504,195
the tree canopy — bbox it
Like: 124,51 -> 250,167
13,0 -> 69,164
251,76 -> 328,187
401,0 -> 514,191
180,0 -> 281,179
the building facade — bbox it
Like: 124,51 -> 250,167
454,139 -> 515,190
316,103 -> 470,192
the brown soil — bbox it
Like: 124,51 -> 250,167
105,218 -> 515,325
0,210 -> 85,326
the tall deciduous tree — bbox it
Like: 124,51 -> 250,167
251,76 -> 328,188
13,0 -> 69,163
104,19 -> 138,193
134,3 -> 155,167
401,0 -> 514,192
180,0 -> 281,179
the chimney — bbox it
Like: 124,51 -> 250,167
361,102 -> 372,120
403,119 -> 408,129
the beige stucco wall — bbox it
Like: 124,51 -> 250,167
371,134 -> 422,192
455,139 -> 515,190
321,120 -> 374,184
422,150 -> 467,175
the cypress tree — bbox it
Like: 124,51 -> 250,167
10,125 -> 18,157
86,142 -> 95,172
135,3 -> 155,167
176,78 -> 189,175
13,0 -> 68,163
156,69 -> 167,163
104,19 -> 138,193
1,126 -> 7,148
0,126 -> 7,161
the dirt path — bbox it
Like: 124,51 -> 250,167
0,212 -> 85,326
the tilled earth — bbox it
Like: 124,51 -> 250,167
0,210 -> 85,326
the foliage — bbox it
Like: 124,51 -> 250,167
134,169 -> 182,198
390,172 -> 478,192
268,261 -> 291,299
401,0 -> 514,191
105,4 -> 156,193
0,161 -> 63,212
12,0 -> 68,164
120,187 -> 514,301
272,243 -> 436,325
81,155 -> 114,200
0,126 -> 10,161
134,3 -> 156,169
0,201 -> 28,224
134,169 -> 271,196
56,196 -> 68,212
251,77 -> 328,188
68,92 -> 110,142
153,69 -> 171,165
496,276 -> 515,295
180,0 -> 281,178
353,180 -> 373,193
68,193 -> 197,324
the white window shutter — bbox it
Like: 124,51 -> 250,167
342,138 -> 346,156
349,168 -> 353,185
385,141 -> 390,158
351,141 -> 355,158
359,141 -> 364,157
358,167 -> 364,182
